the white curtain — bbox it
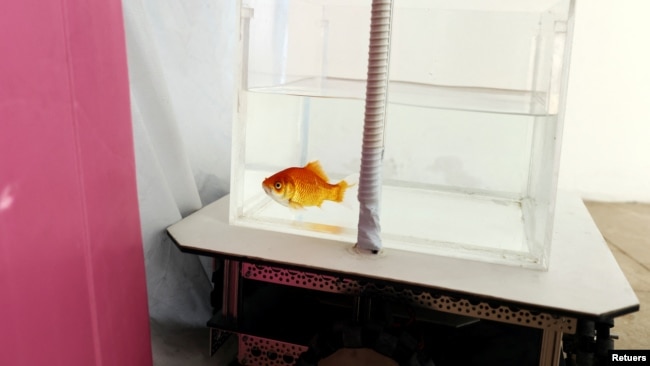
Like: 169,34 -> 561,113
122,0 -> 236,363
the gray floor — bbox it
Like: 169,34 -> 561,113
152,201 -> 650,365
584,201 -> 650,349
151,319 -> 235,365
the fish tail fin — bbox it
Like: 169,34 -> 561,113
342,173 -> 359,188
333,180 -> 350,203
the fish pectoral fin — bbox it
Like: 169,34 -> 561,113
304,160 -> 330,182
288,201 -> 305,210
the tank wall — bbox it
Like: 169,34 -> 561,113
231,0 -> 575,269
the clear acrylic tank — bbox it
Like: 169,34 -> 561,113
229,0 -> 576,269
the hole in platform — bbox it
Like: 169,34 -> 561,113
282,355 -> 294,364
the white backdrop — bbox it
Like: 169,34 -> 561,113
559,0 -> 650,202
122,1 -> 235,363
121,0 -> 649,363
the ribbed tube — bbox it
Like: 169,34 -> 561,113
356,0 -> 393,253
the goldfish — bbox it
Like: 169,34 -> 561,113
262,161 -> 350,209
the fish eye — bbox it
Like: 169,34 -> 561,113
274,182 -> 282,189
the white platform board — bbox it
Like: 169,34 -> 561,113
167,191 -> 639,319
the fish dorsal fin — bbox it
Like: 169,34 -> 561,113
305,160 -> 329,181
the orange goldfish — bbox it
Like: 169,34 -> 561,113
262,161 -> 350,209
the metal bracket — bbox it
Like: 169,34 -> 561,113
241,263 -> 577,334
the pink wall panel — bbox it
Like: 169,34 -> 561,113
0,1 -> 151,365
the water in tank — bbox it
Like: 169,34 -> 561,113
229,0 -> 576,269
